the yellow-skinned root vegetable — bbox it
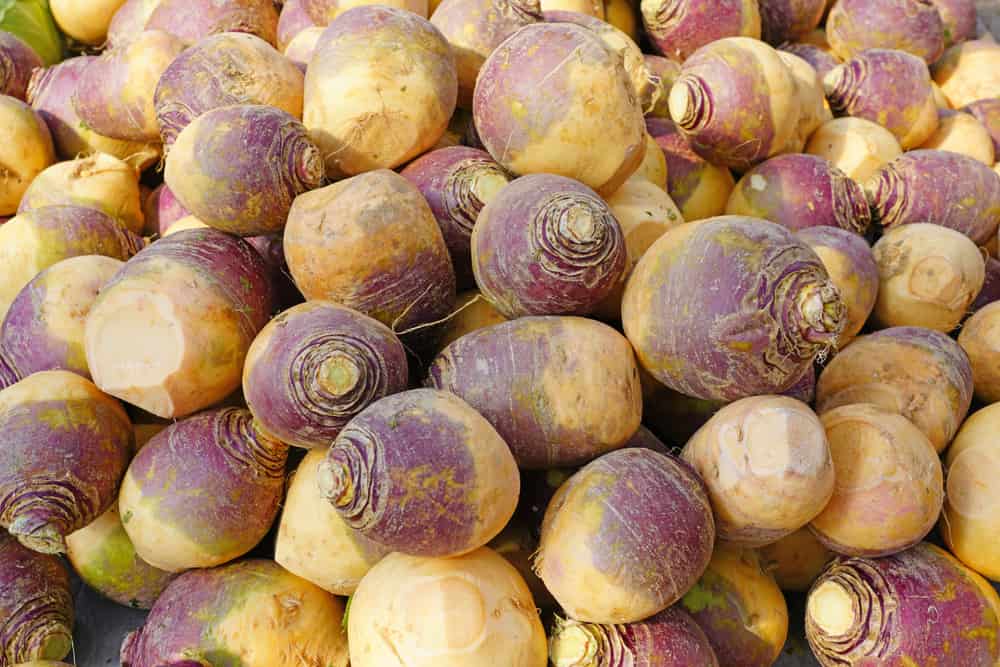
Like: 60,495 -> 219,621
153,32 -> 305,148
604,0 -> 639,39
871,223 -> 985,331
303,0 -> 429,22
680,545 -> 789,667
427,316 -> 642,468
0,32 -> 43,100
1,255 -> 123,380
759,0 -> 826,45
347,548 -> 547,667
930,0 -> 977,46
84,228 -> 274,419
473,23 -> 645,196
919,109 -> 996,164
682,396 -> 835,546
50,0 -> 127,46
0,533 -> 74,664
548,607 -> 720,667
777,51 -> 833,153
642,55 -> 680,119
779,40 -> 843,78
805,116 -> 902,183
932,39 -> 1000,108
71,30 -> 186,143
17,153 -> 145,235
275,448 -> 390,595
537,448 -> 715,624
825,0 -> 945,63
641,0 -> 760,62
65,505 -> 175,609
435,290 -> 508,352
283,25 -> 323,71
622,216 -> 845,402
823,49 -> 939,149
143,0 -> 280,46
0,370 -> 133,554
963,98 -> 1000,156
806,543 -> 1000,666
797,226 -> 879,348
940,404 -> 1000,579
668,38 -> 801,171
760,527 -> 835,592
867,149 -> 1000,245
645,117 -> 735,221
634,133 -> 669,190
959,302 -> 1000,403
277,0 -> 316,52
0,95 -> 54,216
810,403 -> 944,556
120,559 -> 349,667
119,407 -> 287,572
0,206 -> 144,321
304,6 -> 456,178
283,169 -> 456,343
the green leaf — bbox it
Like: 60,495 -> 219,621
0,0 -> 66,65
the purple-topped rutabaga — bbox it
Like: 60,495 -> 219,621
473,22 -> 645,196
622,216 -> 846,402
931,0 -> 977,46
145,184 -> 190,236
640,0 -> 761,62
427,316 -> 642,469
825,0 -> 945,63
779,41 -> 843,78
725,153 -> 871,233
778,51 -> 834,153
302,0 -> 429,23
120,559 -> 349,667
84,228 -> 274,419
0,533 -> 74,664
277,0 -> 318,51
106,0 -> 163,48
471,174 -> 627,318
823,48 -> 939,149
400,146 -> 512,290
536,448 -> 715,624
867,149 -> 1000,245
759,0 -> 826,44
0,32 -> 43,100
964,98 -> 1000,155
144,0 -> 280,46
0,371 -> 133,554
243,301 -> 408,449
164,104 -> 324,236
118,407 -> 288,572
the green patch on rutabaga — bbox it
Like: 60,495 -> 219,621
682,581 -> 727,613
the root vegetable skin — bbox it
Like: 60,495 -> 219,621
144,0 -> 280,46
804,116 -> 903,183
120,559 -> 349,667
964,98 -> 1000,157
959,302 -> 1000,403
759,0 -> 826,45
303,0 -> 429,22
633,133 -> 669,190
919,110 -> 995,164
806,543 -> 1000,666
932,39 -> 1000,108
277,0 -> 317,51
972,256 -> 1000,311
760,527 -> 835,592
825,0 -> 945,63
642,55 -> 680,119
0,33 -> 43,100
778,51 -> 834,152
106,0 -> 164,49
0,96 -> 54,216
435,290 -> 508,351
931,0 -> 977,46
144,184 -> 189,236
537,448 -> 715,624
50,0 -> 128,45
779,41 -> 842,78
640,0 -> 761,62
284,26 -> 323,71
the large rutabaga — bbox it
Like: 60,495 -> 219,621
825,0 -> 945,63
622,215 -> 846,402
640,0 -> 761,62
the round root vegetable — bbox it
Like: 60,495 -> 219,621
680,545 -> 789,667
316,388 -> 519,557
932,39 -> 1000,108
810,404 -> 943,556
471,174 -> 626,318
283,25 -> 322,71
931,0 -> 977,46
779,41 -> 842,78
473,23 -> 645,196
797,226 -> 879,347
0,370 -> 133,554
244,301 -> 408,449
278,0 -> 317,52
84,228 -> 273,419
120,559 -> 349,667
643,55 -> 680,119
347,548 -> 547,667
431,0 -> 542,109
303,0 -> 429,23
400,146 -> 512,290
959,302 -> 1000,403
0,206 -> 143,321
668,37 -> 801,170
0,32 -> 43,100
759,0 -> 825,45
871,222 -> 985,331
427,316 -> 642,468
275,449 -> 390,595
867,149 -> 1000,245
622,216 -> 845,402
144,184 -> 189,236
645,117 -> 735,221
806,543 -> 1000,666
964,98 -> 1000,156
0,534 -> 74,664
436,290 -> 508,351
304,6 -> 456,178
72,30 -> 187,143
65,505 -> 175,609
682,395 -> 834,546
1,255 -> 124,380
50,0 -> 128,45
640,0 -> 761,62
725,154 -> 869,233
17,153 -> 145,235
759,527 -> 834,592
144,0 -> 279,45
825,0 -> 945,63
0,96 -> 54,216
119,407 -> 287,572
972,256 -> 1000,311
805,116 -> 902,183
548,607 -> 719,667
824,49 -> 939,149
537,448 -> 714,624
165,104 -> 323,237
778,51 -> 834,152
284,169 -> 455,341
920,110 -> 996,164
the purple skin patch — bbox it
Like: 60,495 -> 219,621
867,148 -> 1000,245
783,364 -> 816,403
778,42 -> 842,78
0,353 -> 18,390
642,0 -> 755,62
148,184 -> 191,236
145,0 -> 280,46
758,0 -> 825,45
972,256 -> 1000,312
277,0 -> 318,51
931,0 -> 978,46
12,205 -> 145,258
646,117 -> 727,214
245,234 -> 304,312
826,0 -> 945,63
0,32 -> 43,101
963,98 -> 1000,156
26,56 -> 96,159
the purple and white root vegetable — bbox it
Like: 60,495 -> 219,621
303,0 -> 430,23
144,0 -> 280,46
640,0 -> 761,62
779,51 -> 834,153
825,0 -> 945,63
283,26 -> 323,71
244,234 -> 304,312
804,116 -> 903,183
779,40 -> 843,78
931,0 -> 977,46
964,98 -> 1000,156
0,33 -> 43,100
643,55 -> 681,119
759,0 -> 826,45
144,184 -> 190,237
0,96 -> 55,217
277,0 -> 318,52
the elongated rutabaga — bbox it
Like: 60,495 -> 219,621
825,0 -> 945,63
